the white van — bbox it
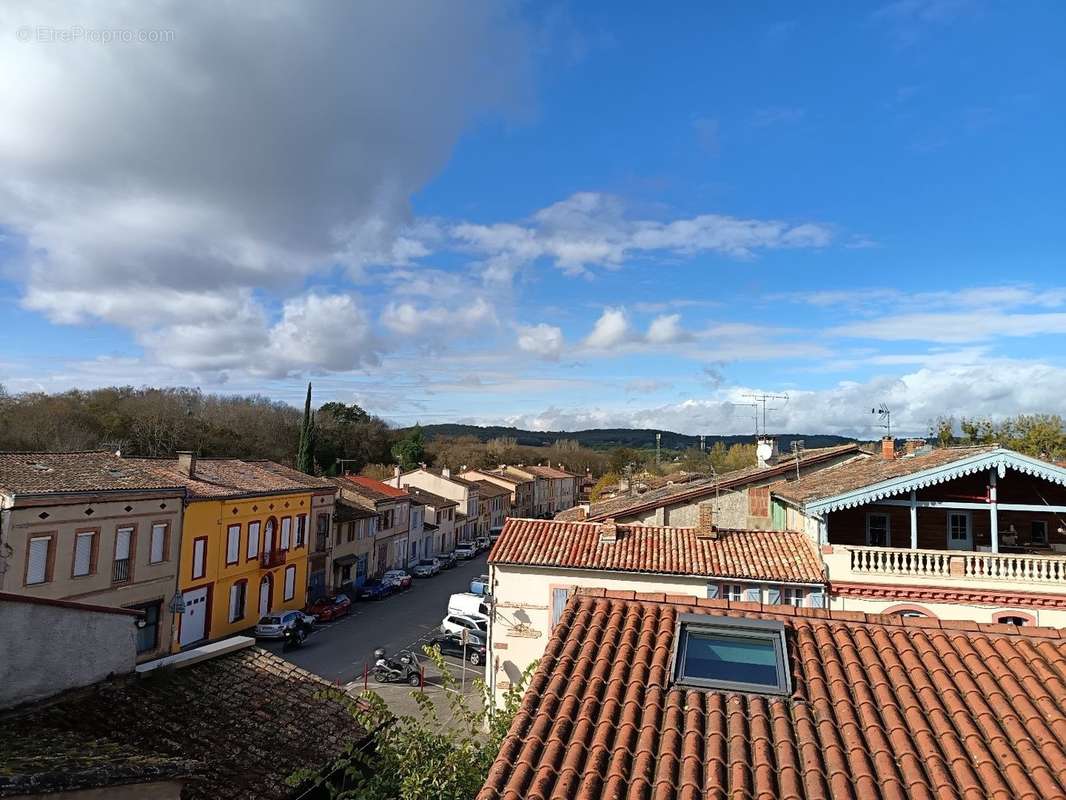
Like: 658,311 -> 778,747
448,592 -> 490,619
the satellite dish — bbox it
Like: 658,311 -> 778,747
756,441 -> 774,463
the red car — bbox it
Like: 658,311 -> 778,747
305,594 -> 352,622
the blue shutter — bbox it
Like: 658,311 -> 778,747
743,586 -> 761,603
808,590 -> 825,609
765,587 -> 782,605
705,583 -> 720,599
551,588 -> 572,626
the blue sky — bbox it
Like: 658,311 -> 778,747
1,1 -> 1064,436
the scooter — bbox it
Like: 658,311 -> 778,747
372,647 -> 421,686
282,618 -> 312,651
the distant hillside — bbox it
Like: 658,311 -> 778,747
409,424 -> 856,452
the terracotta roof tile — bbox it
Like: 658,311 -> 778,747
403,486 -> 459,509
1,646 -> 361,799
479,593 -> 1066,800
489,518 -> 825,584
337,475 -> 409,500
127,457 -> 332,499
0,451 -> 185,496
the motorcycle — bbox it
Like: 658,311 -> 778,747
372,647 -> 421,686
282,618 -> 312,651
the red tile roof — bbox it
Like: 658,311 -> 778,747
489,518 -> 824,584
338,475 -> 409,500
127,457 -> 331,500
479,590 -> 1066,800
0,451 -> 186,496
523,465 -> 577,480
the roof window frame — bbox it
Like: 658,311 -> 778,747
670,613 -> 792,696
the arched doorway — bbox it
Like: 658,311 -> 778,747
258,573 -> 273,617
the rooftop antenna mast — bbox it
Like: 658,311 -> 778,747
871,403 -> 892,439
742,392 -> 789,438
732,401 -> 760,438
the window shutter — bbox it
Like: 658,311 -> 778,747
765,587 -> 782,605
193,538 -> 205,578
229,583 -> 240,621
150,525 -> 166,563
551,587 -> 572,626
281,518 -> 291,550
247,522 -> 260,559
227,526 -> 240,563
808,590 -> 825,609
115,528 -> 132,560
705,583 -> 720,599
743,586 -> 761,603
74,533 -> 93,576
27,537 -> 49,584
284,566 -> 296,600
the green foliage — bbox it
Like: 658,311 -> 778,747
929,414 -> 1066,460
296,383 -> 316,474
607,447 -> 641,475
291,647 -> 537,800
588,472 -> 619,502
391,424 -> 426,471
929,416 -> 956,447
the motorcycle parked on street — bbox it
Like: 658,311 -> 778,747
372,647 -> 421,686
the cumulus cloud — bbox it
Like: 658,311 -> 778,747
381,297 -> 496,337
646,313 -> 691,344
584,307 -> 634,349
452,191 -> 833,281
516,323 -> 565,360
0,0 -> 527,375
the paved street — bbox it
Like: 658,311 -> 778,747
260,553 -> 489,686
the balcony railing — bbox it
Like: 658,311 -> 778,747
261,549 -> 286,569
834,545 -> 1066,587
111,557 -> 131,583
315,533 -> 329,553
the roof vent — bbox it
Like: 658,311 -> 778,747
599,519 -> 619,544
30,462 -> 53,473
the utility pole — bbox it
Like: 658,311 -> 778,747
699,435 -> 705,452
655,432 -> 661,465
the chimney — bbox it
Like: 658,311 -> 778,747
176,451 -> 196,478
618,475 -> 630,493
575,504 -> 589,521
756,438 -> 778,468
393,465 -> 402,488
442,466 -> 451,479
599,518 -> 618,544
696,502 -> 718,539
904,438 -> 926,456
881,436 -> 896,460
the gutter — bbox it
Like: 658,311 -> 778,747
488,561 -> 827,588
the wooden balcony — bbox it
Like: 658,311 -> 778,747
825,544 -> 1066,591
261,549 -> 286,569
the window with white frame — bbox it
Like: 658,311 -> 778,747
284,565 -> 296,601
73,531 -> 95,577
247,521 -> 260,560
113,527 -> 134,583
784,586 -> 806,607
866,513 -> 890,547
26,536 -> 52,585
229,581 -> 247,622
281,517 -> 292,550
724,583 -> 743,602
295,514 -> 306,548
149,523 -> 167,564
226,524 -> 241,565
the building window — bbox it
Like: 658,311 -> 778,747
247,521 -> 261,560
724,584 -> 743,602
229,580 -> 247,623
347,522 -> 356,543
994,613 -> 1031,626
281,517 -> 292,550
866,513 -> 890,547
226,524 -> 241,565
113,526 -> 134,584
283,565 -> 296,601
72,530 -> 97,577
1031,521 -> 1048,546
25,535 -> 53,585
671,614 -> 791,695
130,601 -> 161,654
948,512 -> 971,546
380,509 -> 394,530
784,587 -> 806,607
192,536 -> 207,580
295,514 -> 307,548
263,519 -> 276,552
149,523 -> 168,564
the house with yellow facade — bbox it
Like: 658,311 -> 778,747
132,452 -> 336,650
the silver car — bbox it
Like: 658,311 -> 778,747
254,610 -> 314,639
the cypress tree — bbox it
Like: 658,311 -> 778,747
297,382 -> 315,474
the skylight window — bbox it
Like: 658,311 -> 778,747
670,614 -> 791,695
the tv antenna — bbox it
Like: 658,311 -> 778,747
743,392 -> 789,438
871,403 -> 891,438
732,401 -> 759,438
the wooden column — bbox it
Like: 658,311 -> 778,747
989,469 -> 999,554
909,490 -> 918,550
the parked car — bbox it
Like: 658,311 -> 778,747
474,536 -> 491,552
440,613 -> 488,638
469,575 -> 490,596
448,591 -> 490,618
412,558 -> 441,578
454,543 -> 476,560
357,579 -> 392,600
304,594 -> 352,622
428,632 -> 487,666
438,551 -> 457,570
254,610 -> 315,639
382,569 -> 413,590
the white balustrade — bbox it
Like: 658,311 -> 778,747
849,547 -> 951,578
845,546 -> 1066,585
964,552 -> 1066,584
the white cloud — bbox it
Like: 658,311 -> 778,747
584,307 -> 634,349
646,313 -> 691,344
831,311 -> 1066,343
381,297 -> 496,337
453,191 -> 833,281
0,0 -> 528,375
516,323 -> 565,360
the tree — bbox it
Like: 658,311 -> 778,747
929,416 -> 956,447
607,447 -> 639,475
296,383 -> 316,474
290,647 -> 536,800
391,424 -> 426,471
589,472 -> 619,502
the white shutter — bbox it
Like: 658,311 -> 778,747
284,565 -> 295,600
193,538 -> 205,577
115,528 -> 132,560
74,533 -> 93,576
150,525 -> 166,563
247,522 -> 260,558
26,537 -> 49,584
227,526 -> 240,564
281,518 -> 291,550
